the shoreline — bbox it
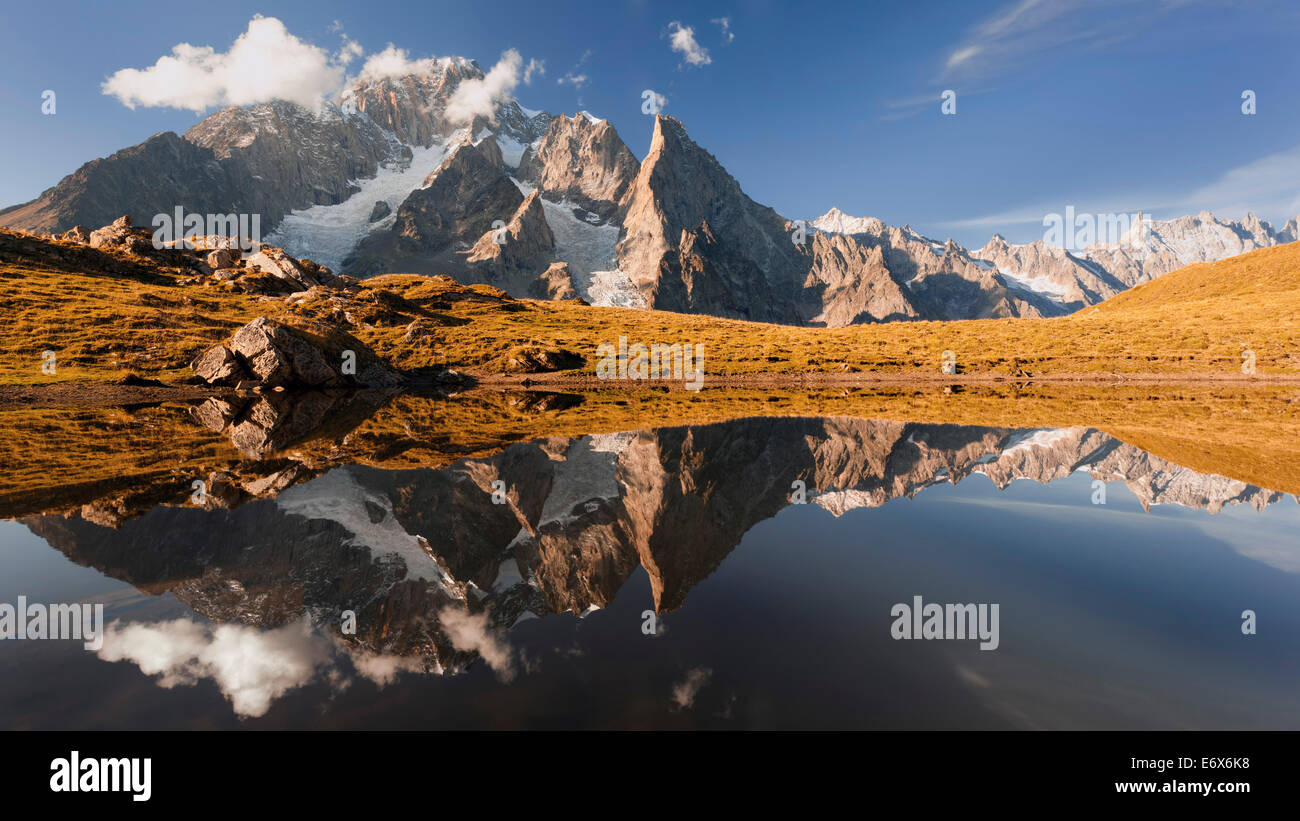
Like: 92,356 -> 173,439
3,371 -> 1299,410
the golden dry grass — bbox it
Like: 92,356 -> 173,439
363,244 -> 1300,378
3,235 -> 1298,384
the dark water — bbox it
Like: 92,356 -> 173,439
2,417 -> 1298,729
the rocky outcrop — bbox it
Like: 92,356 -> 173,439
802,233 -> 919,324
535,261 -> 578,300
517,113 -> 639,219
191,316 -> 401,389
464,190 -> 556,293
192,389 -> 398,458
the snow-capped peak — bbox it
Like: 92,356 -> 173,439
809,207 -> 886,236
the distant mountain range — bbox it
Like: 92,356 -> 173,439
4,56 -> 1296,326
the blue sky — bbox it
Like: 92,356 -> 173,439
2,0 -> 1299,247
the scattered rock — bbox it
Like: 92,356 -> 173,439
207,248 -> 239,269
369,200 -> 391,222
501,345 -> 583,373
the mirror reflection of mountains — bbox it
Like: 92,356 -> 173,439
22,416 -> 1294,679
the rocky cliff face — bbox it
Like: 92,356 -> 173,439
517,113 -> 639,219
345,135 -> 525,277
463,190 -> 558,295
612,117 -> 1045,325
615,116 -> 812,322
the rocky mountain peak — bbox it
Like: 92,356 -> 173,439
811,208 -> 888,237
516,112 -> 639,219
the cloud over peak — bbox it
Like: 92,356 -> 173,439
102,16 -> 535,123
446,49 -> 527,126
102,16 -> 345,112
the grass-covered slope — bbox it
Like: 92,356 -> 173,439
2,227 -> 1299,385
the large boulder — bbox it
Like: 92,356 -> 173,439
190,344 -> 248,386
192,317 -> 401,389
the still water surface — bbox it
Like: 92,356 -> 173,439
1,417 -> 1297,729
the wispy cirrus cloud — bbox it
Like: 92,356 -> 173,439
940,0 -> 1214,83
885,1 -> 1216,122
938,142 -> 1300,235
557,48 -> 592,89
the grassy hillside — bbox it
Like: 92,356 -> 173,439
2,229 -> 1298,385
366,242 -> 1300,379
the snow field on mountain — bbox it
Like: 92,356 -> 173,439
265,143 -> 450,271
510,178 -> 643,306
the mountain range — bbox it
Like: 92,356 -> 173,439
4,56 -> 1297,326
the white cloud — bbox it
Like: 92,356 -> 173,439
356,44 -> 438,82
557,49 -> 592,89
712,17 -> 735,43
102,15 -> 346,112
1180,143 -> 1300,221
438,606 -> 517,681
667,21 -> 712,67
337,37 -> 364,67
445,49 -> 526,126
644,89 -> 668,112
524,58 -> 545,84
350,651 -> 429,684
945,45 -> 981,70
